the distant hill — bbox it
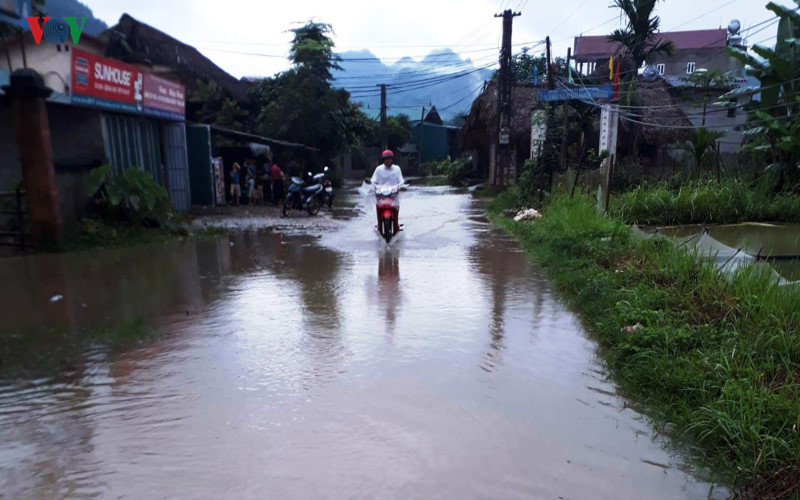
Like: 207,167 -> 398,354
44,0 -> 107,36
334,48 -> 493,121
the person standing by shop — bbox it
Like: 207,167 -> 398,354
259,159 -> 271,202
271,162 -> 285,205
230,162 -> 242,206
246,160 -> 256,205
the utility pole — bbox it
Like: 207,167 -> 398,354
417,106 -> 425,171
493,9 -> 521,186
560,47 -> 571,171
378,84 -> 388,151
545,36 -> 554,90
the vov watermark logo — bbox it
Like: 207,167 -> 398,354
25,16 -> 86,45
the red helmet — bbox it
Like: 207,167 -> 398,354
381,150 -> 394,159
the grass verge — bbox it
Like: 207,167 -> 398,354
48,217 -> 227,254
0,317 -> 162,379
490,192 -> 800,499
613,180 -> 800,225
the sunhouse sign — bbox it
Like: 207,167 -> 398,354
71,49 -> 185,120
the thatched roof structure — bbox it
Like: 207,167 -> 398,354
460,78 -> 692,156
461,82 -> 538,151
103,14 -> 250,102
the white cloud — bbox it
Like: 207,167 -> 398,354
85,0 -> 787,79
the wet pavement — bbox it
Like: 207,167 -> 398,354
0,187 -> 728,499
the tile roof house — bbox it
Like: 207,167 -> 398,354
573,29 -> 744,81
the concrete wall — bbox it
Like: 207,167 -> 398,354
2,36 -> 105,96
0,100 -> 106,219
661,50 -> 745,78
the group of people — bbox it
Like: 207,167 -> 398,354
229,158 -> 300,206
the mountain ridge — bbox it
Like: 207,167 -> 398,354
334,48 -> 492,120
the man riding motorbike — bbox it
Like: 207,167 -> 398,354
369,150 -> 405,233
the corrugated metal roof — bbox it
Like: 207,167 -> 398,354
574,29 -> 728,59
208,125 -> 319,151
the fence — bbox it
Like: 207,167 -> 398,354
0,189 -> 29,251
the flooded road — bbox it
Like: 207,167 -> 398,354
0,187 -> 727,499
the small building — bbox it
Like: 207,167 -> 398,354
573,23 -> 753,154
573,27 -> 745,79
409,106 -> 460,163
0,28 -> 191,216
460,82 -> 537,182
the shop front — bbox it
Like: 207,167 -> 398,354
69,49 -> 190,210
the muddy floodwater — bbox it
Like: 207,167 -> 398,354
0,187 -> 727,499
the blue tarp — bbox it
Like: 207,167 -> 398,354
538,86 -> 614,102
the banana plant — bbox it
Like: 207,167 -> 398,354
724,1 -> 800,188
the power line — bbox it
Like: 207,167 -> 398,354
668,0 -> 742,31
550,0 -> 589,35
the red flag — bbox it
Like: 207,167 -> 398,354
613,60 -> 621,99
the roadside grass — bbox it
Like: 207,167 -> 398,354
490,192 -> 800,498
50,217 -> 227,254
418,176 -> 451,187
613,180 -> 800,225
0,317 -> 162,379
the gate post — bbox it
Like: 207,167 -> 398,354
2,69 -> 63,246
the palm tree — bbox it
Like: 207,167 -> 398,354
608,0 -> 675,69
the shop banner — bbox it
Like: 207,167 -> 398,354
71,49 -> 185,120
142,74 -> 185,120
71,48 -> 142,114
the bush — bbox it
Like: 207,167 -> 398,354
431,157 -> 472,187
86,165 -> 181,229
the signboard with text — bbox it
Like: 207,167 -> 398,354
71,48 -> 185,120
142,74 -> 185,120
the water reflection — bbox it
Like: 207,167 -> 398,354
0,193 -> 730,500
377,250 -> 402,332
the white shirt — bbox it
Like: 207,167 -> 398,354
370,164 -> 404,186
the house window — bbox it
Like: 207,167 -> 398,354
656,63 -> 666,75
65,45 -> 69,52
686,62 -> 696,74
56,44 -> 61,52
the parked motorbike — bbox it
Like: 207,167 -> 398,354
283,166 -> 329,216
364,179 -> 406,243
322,176 -> 335,208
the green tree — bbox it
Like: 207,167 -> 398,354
492,48 -> 568,83
255,20 -> 365,158
608,0 -> 675,69
187,78 -> 248,131
686,128 -> 724,178
387,114 -> 412,151
683,69 -> 732,126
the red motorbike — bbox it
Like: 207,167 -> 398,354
364,179 -> 406,243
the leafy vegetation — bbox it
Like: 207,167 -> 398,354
60,165 -> 228,252
432,157 -> 473,187
251,21 -> 373,159
493,48 -> 568,84
686,128 -> 725,177
608,0 -> 675,69
613,180 -> 800,225
85,165 -> 183,229
187,78 -> 249,131
490,193 -> 800,498
726,1 -> 800,192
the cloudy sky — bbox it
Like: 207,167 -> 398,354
85,0 -> 786,79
